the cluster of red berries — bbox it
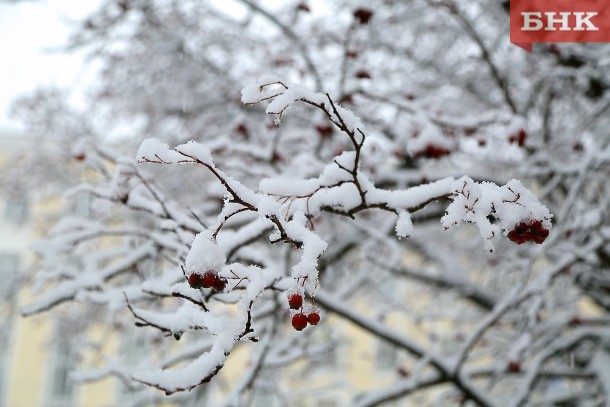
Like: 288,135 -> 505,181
508,129 -> 527,147
413,144 -> 452,159
288,293 -> 320,331
188,271 -> 227,292
507,220 -> 549,245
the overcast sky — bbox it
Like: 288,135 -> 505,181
0,0 -> 101,132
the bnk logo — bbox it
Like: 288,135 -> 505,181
510,0 -> 610,51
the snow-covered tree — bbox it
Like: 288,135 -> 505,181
7,0 -> 610,405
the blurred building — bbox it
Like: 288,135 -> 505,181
0,131 -> 113,407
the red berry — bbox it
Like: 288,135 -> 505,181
517,129 -> 527,146
307,312 -> 320,325
292,313 -> 308,331
315,124 -> 333,138
201,271 -> 216,288
464,127 -> 477,136
507,230 -> 525,244
355,70 -> 371,79
508,130 -> 526,146
508,361 -> 521,373
353,8 -> 374,24
235,123 -> 249,137
569,316 -> 582,326
188,273 -> 204,289
340,94 -> 353,104
288,294 -> 303,310
534,228 -> 549,244
397,366 -> 410,377
212,275 -> 227,292
74,153 -> 86,161
296,2 -> 310,12
346,50 -> 359,58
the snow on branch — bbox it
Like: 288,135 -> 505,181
23,72 -> 557,399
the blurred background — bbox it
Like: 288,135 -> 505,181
1,1 -> 609,406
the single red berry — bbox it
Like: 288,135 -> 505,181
464,127 -> 477,136
508,361 -> 521,373
346,50 -> 359,58
353,8 -> 374,24
340,94 -> 354,104
307,312 -> 320,325
315,124 -> 333,138
188,273 -> 204,289
292,313 -> 308,331
74,153 -> 86,161
235,123 -> 249,137
201,271 -> 216,288
288,294 -> 303,310
397,366 -> 410,377
296,2 -> 310,12
569,316 -> 582,326
355,70 -> 371,79
534,228 -> 549,244
212,276 -> 227,292
272,151 -> 284,163
517,129 -> 527,146
515,223 -> 527,237
507,230 -> 525,244
478,139 -> 487,146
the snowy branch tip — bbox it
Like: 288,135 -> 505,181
241,75 -> 364,132
137,138 -> 214,166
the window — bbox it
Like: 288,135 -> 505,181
0,341 -> 8,406
376,340 -> 398,369
3,195 -> 29,224
0,252 -> 20,300
47,340 -> 76,407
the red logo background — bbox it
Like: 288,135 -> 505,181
510,0 -> 610,51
